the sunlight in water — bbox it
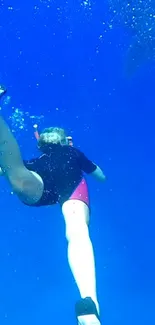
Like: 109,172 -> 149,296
108,0 -> 155,72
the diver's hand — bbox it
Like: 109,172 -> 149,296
0,85 -> 7,99
90,165 -> 106,182
0,167 -> 3,176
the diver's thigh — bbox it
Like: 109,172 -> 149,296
62,200 -> 90,240
10,169 -> 44,205
62,199 -> 90,225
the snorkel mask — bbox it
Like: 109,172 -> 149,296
33,124 -> 73,146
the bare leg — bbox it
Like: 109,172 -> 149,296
62,200 -> 99,314
0,116 -> 44,204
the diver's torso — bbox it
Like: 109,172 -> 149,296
39,145 -> 83,197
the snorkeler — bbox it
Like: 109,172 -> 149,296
0,85 -> 105,325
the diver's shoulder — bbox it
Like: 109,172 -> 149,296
64,145 -> 79,152
67,146 -> 84,158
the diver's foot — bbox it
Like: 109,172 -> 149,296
0,85 -> 7,99
75,297 -> 101,325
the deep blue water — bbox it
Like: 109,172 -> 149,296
0,1 -> 155,324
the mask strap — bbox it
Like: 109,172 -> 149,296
67,136 -> 73,146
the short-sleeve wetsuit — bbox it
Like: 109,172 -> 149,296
24,144 -> 97,207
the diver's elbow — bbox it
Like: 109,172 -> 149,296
91,165 -> 106,182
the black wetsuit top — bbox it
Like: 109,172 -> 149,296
24,144 -> 97,206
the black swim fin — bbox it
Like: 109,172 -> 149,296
75,297 -> 101,325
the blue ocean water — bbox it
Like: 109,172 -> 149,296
0,0 -> 155,324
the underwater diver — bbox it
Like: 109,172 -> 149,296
0,85 -> 105,325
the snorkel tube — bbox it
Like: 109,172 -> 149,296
33,124 -> 73,146
33,124 -> 40,140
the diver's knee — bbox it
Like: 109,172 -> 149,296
7,169 -> 32,194
65,219 -> 89,242
7,170 -> 22,189
9,177 -> 26,195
